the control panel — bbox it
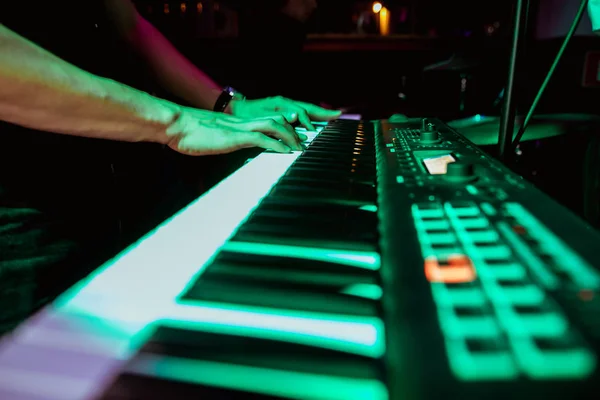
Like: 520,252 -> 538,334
375,118 -> 600,399
380,118 -> 525,194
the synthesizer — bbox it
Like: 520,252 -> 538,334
0,118 -> 598,400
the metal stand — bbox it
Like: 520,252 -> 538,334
498,0 -> 529,161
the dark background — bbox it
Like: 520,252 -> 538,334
121,0 -> 600,229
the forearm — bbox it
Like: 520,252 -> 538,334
126,17 -> 222,111
0,24 -> 179,144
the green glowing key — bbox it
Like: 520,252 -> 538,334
431,283 -> 487,307
485,281 -> 547,307
447,202 -> 481,217
510,334 -> 596,379
413,203 -> 445,219
437,309 -> 500,339
496,304 -> 569,338
445,338 -> 519,381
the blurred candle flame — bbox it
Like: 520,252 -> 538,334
379,7 -> 390,36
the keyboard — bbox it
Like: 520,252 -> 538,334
0,118 -> 598,400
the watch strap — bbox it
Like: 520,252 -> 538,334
214,86 -> 244,113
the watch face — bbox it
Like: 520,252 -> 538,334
226,87 -> 245,101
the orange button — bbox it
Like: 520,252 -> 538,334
512,225 -> 527,235
578,289 -> 595,302
425,254 -> 477,283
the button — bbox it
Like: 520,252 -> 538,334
483,262 -> 527,280
424,255 -> 476,284
455,217 -> 489,230
495,300 -> 568,338
480,203 -> 497,216
445,338 -> 519,381
465,229 -> 500,244
469,243 -> 512,260
445,162 -> 476,182
115,325 -> 388,399
428,232 -> 458,245
420,219 -> 451,231
448,202 -> 481,217
431,282 -> 487,307
437,308 -> 499,339
413,203 -> 445,219
510,333 -> 596,379
487,280 -> 546,307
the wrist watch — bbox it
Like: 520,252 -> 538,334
213,86 -> 245,113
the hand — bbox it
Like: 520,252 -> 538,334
185,108 -> 309,142
230,96 -> 342,131
166,108 -> 303,156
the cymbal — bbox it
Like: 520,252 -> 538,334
448,114 -> 600,146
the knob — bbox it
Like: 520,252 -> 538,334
419,119 -> 440,143
445,162 -> 476,182
420,128 -> 439,142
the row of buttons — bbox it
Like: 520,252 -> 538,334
412,202 -> 596,381
503,203 -> 600,291
387,138 -> 419,175
393,128 -> 420,140
413,202 -> 508,262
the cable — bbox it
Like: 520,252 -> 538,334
511,0 -> 589,150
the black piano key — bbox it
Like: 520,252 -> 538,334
232,226 -> 376,252
195,251 -> 377,285
285,168 -> 375,185
182,254 -> 379,315
100,373 -> 285,400
198,273 -> 375,300
276,176 -> 375,193
309,139 -> 370,146
299,154 -> 375,165
268,189 -> 374,208
270,185 -> 376,207
140,326 -> 383,380
309,140 -> 369,147
278,174 -> 375,189
99,325 -> 385,399
314,130 -> 370,136
309,137 -> 372,145
293,159 -> 375,171
243,213 -> 375,237
184,277 -> 379,316
302,147 -> 372,156
236,209 -> 377,249
257,196 -> 377,214
251,202 -> 377,224
298,149 -> 373,159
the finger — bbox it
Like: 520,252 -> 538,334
298,132 -> 308,142
231,131 -> 292,153
233,118 -> 302,151
255,114 -> 289,125
296,101 -> 343,121
294,107 -> 316,131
